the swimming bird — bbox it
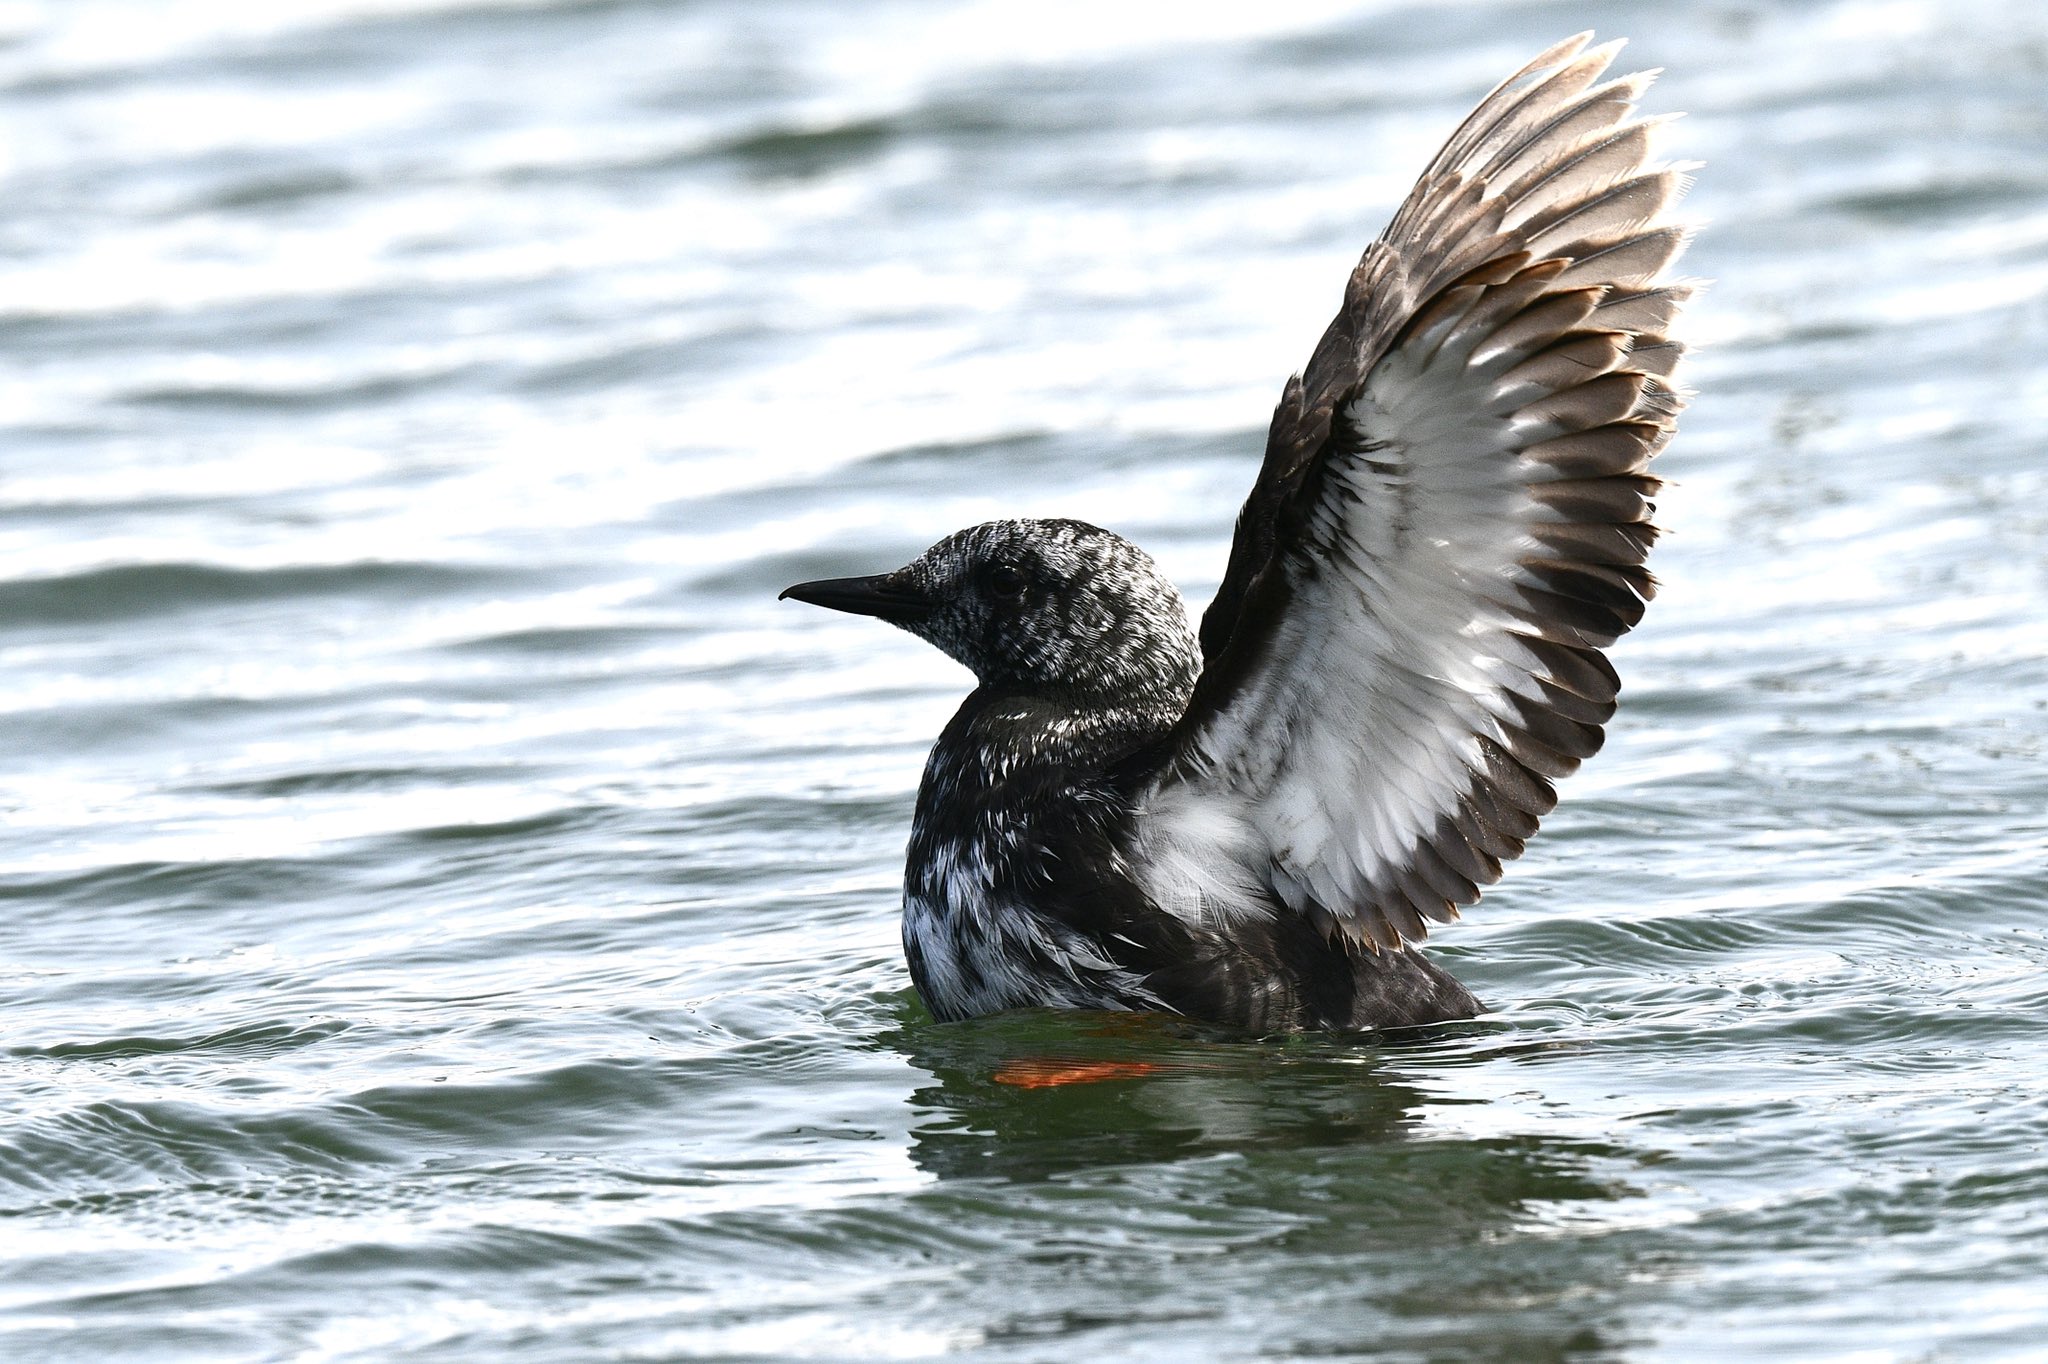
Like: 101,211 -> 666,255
782,33 -> 1694,1032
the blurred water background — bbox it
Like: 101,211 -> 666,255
3,0 -> 2047,1359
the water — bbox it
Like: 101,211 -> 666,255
4,0 -> 2046,1358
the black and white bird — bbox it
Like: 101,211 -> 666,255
783,33 -> 1694,1033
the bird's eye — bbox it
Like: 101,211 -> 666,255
987,564 -> 1027,597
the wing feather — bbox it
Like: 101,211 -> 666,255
1127,33 -> 1696,948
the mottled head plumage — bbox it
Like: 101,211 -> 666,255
784,518 -> 1200,711
896,519 -> 1200,704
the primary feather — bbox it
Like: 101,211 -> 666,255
1138,30 -> 1694,956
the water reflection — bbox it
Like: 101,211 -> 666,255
884,1009 -> 1637,1198
894,1013 -> 1401,1181
879,1009 -> 1669,1356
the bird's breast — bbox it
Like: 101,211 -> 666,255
900,825 -> 1162,1023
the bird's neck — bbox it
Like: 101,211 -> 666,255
952,683 -> 1181,775
905,684 -> 1171,855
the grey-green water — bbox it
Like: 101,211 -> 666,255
4,1 -> 2047,1359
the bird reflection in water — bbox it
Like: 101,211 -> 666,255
880,1006 -> 1634,1202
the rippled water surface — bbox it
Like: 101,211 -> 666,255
5,1 -> 2048,1359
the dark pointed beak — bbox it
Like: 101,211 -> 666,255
779,572 -> 932,625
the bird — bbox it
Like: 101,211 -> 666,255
781,33 -> 1695,1033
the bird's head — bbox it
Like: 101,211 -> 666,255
781,518 -> 1200,708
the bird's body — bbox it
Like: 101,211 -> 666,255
784,34 -> 1695,1033
892,533 -> 1482,1030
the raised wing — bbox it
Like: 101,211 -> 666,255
1130,33 -> 1695,951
